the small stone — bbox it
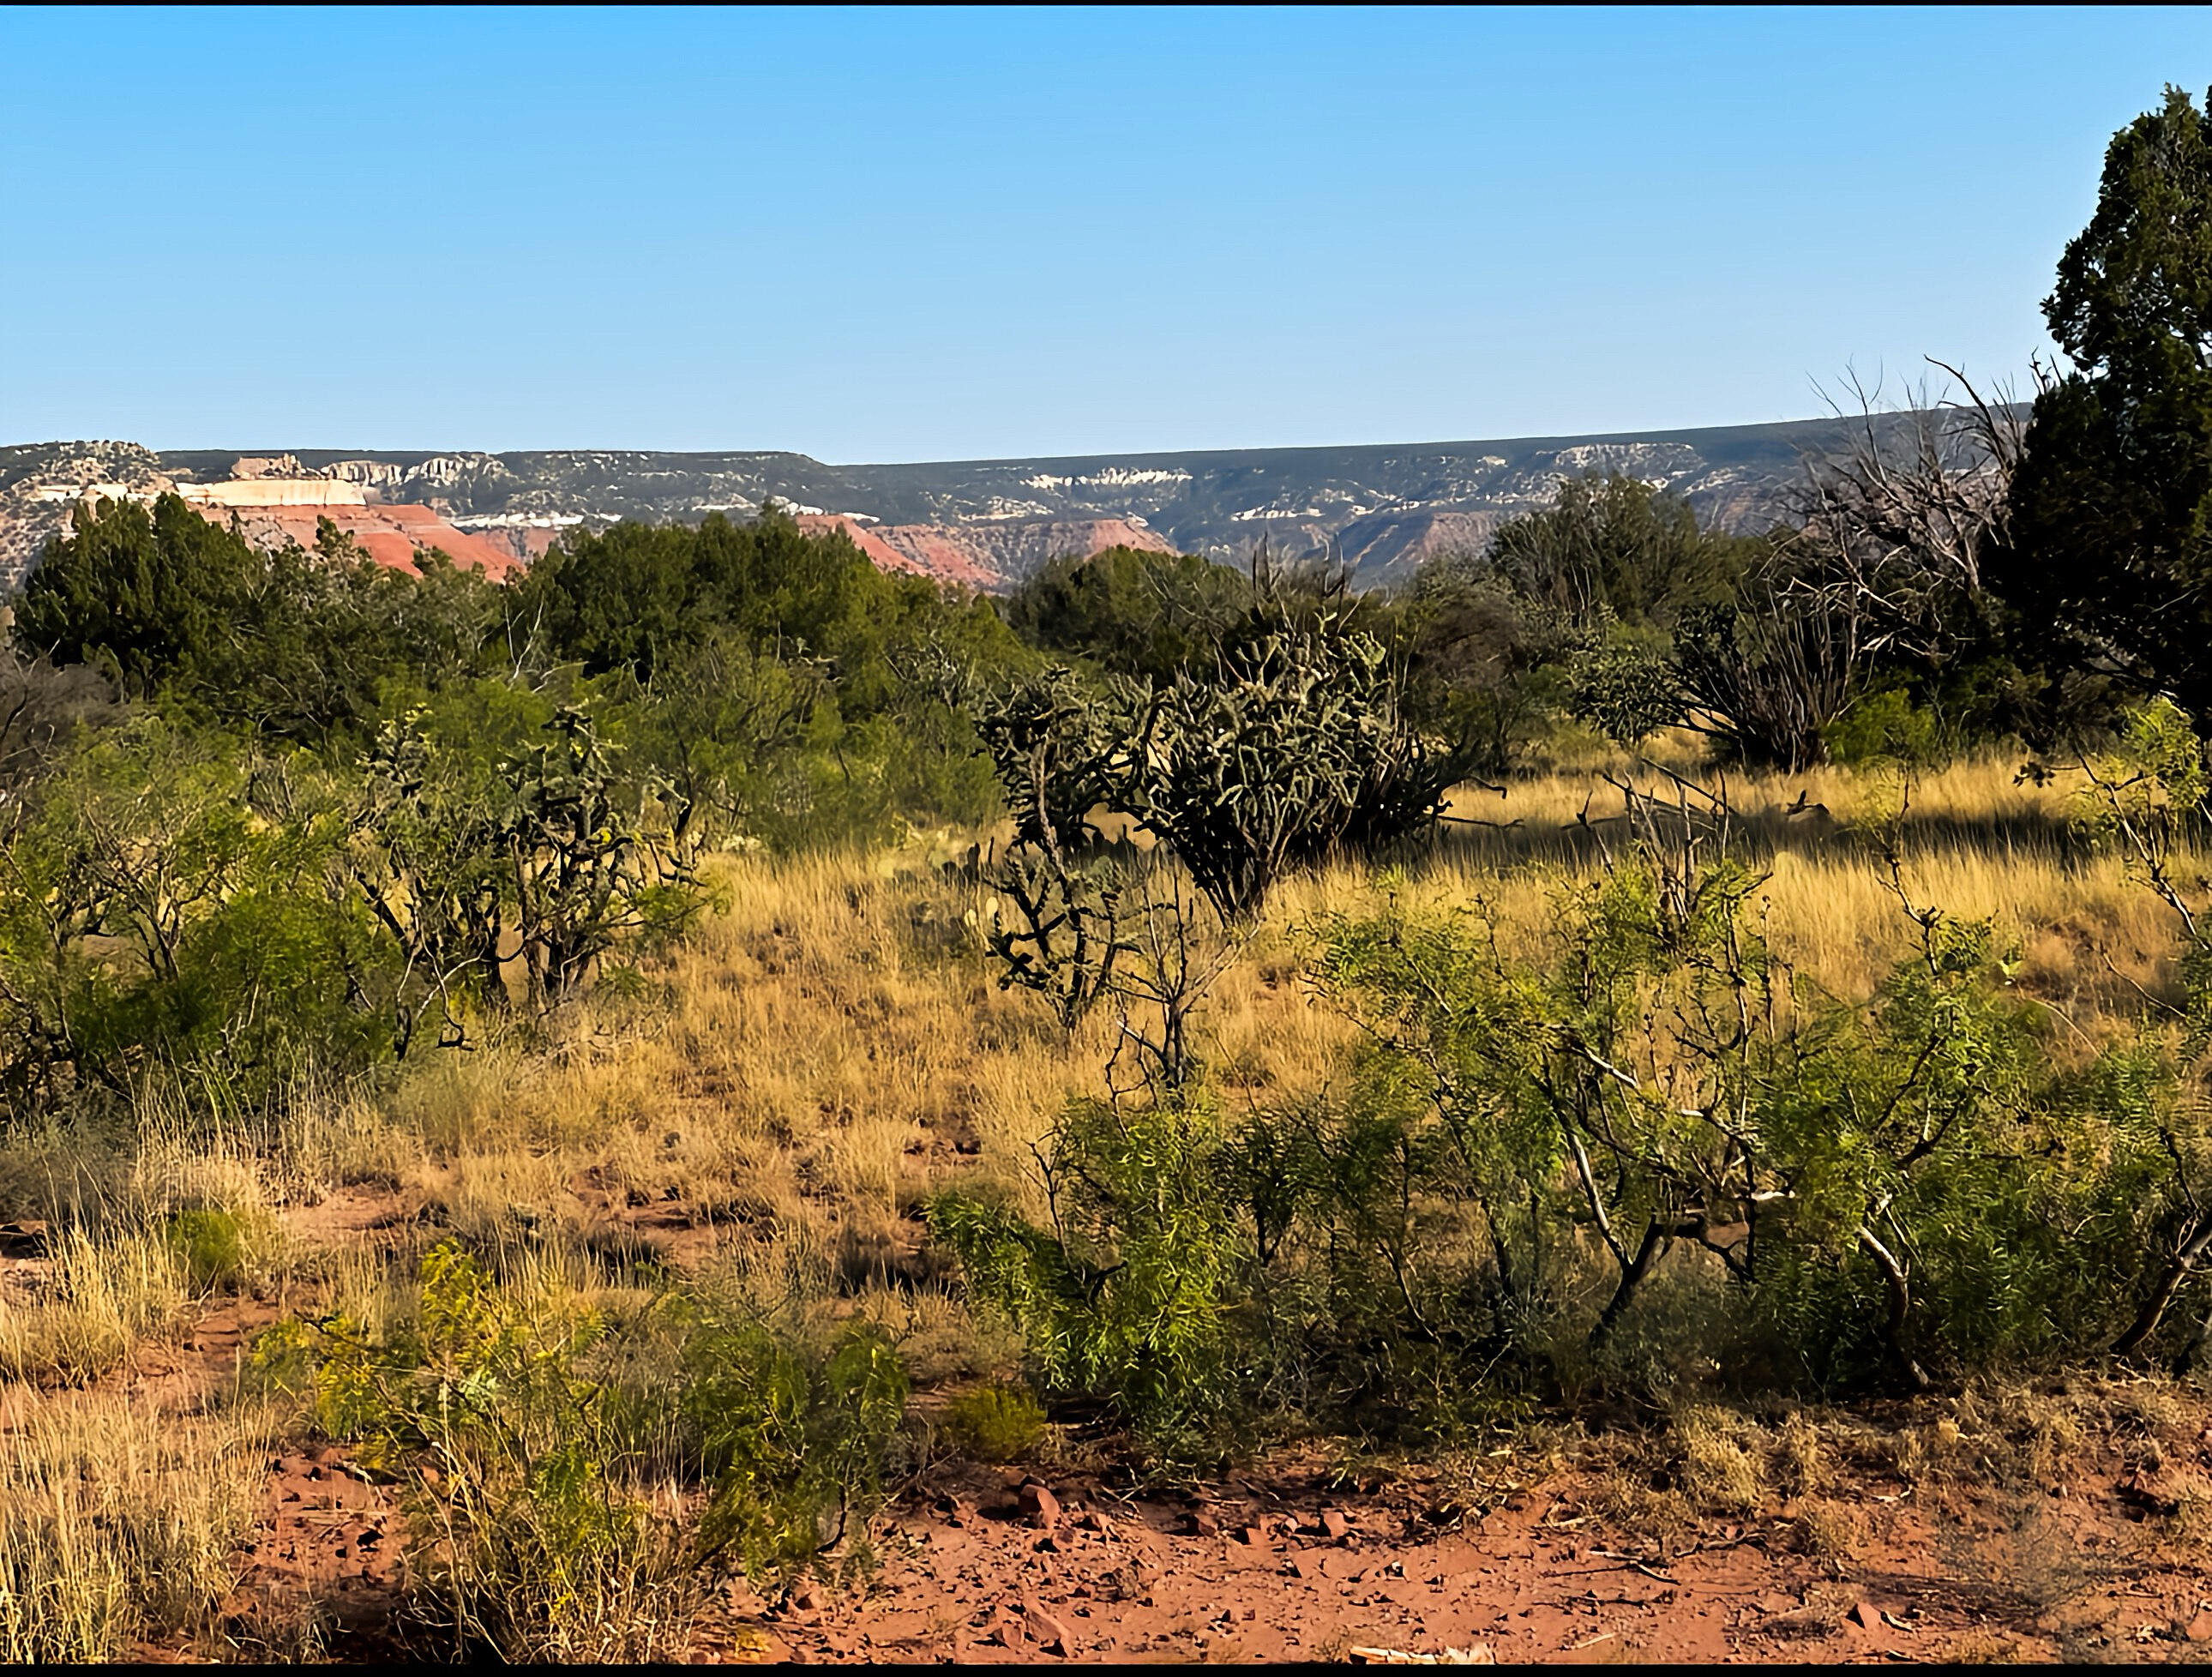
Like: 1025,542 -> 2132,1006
1018,1480 -> 1062,1529
2187,1612 -> 2212,1644
1188,1510 -> 1219,1536
1320,1508 -> 1352,1542
789,1583 -> 824,1612
1845,1601 -> 1875,1630
1022,1596 -> 1073,1655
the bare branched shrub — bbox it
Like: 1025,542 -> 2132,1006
1792,361 -> 2041,664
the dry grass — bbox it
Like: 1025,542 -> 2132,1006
0,750 -> 2203,1652
0,1226 -> 188,1385
1675,1404 -> 1767,1514
1789,1497 -> 1865,1560
0,1391 -> 264,1660
0,1101 -> 295,1384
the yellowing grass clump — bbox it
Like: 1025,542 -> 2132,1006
0,1227 -> 188,1386
0,1391 -> 263,1660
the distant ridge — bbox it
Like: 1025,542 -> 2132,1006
2,412 -> 1941,592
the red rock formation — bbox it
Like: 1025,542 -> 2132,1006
464,524 -> 577,566
192,501 -> 525,580
793,514 -> 980,585
861,517 -> 1177,590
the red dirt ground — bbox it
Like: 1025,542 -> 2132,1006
15,1190 -> 2212,1664
704,1446 -> 2212,1665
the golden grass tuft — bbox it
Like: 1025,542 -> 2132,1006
0,1226 -> 188,1385
0,1391 -> 263,1660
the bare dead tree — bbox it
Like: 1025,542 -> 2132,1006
1786,358 -> 2051,664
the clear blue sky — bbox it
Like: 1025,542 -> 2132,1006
3,5 -> 2208,461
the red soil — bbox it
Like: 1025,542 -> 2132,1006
718,1445 -> 2212,1664
15,1182 -> 2212,1665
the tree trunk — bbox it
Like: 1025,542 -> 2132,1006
1590,1221 -> 1670,1349
1857,1224 -> 1930,1391
2113,1218 -> 2212,1359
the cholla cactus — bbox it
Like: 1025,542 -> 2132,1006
1126,604 -> 1456,921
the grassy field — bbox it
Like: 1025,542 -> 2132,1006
4,752 -> 2209,1658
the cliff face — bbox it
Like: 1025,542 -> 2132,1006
786,516 -> 1173,591
0,444 -> 522,586
868,518 -> 1175,589
142,416 -> 1878,590
213,502 -> 525,580
5,411 -> 1960,596
0,440 -> 171,588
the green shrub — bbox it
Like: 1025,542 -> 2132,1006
931,1097 -> 1242,1464
251,1242 -> 910,1659
942,1381 -> 1047,1463
1823,686 -> 1942,768
162,1209 -> 258,1293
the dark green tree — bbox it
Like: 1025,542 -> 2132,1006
14,495 -> 504,743
1993,86 -> 2212,716
1488,472 -> 1757,631
1003,545 -> 1251,683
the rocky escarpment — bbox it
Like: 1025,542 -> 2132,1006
146,415 -> 1884,589
868,518 -> 1175,589
0,444 -> 523,586
0,440 -> 172,588
7,410 -> 1967,595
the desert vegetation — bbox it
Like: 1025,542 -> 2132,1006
15,84 -> 2212,1664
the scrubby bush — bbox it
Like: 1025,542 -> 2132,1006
931,1097 -> 1242,1463
1821,685 -> 1943,769
252,1242 -> 910,1659
1004,545 -> 1252,684
936,765 -> 2212,1454
975,597 -> 1460,959
0,716 -> 394,1113
942,1381 -> 1048,1463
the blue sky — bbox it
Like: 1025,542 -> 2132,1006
3,6 -> 2209,460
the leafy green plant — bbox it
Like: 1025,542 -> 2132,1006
1823,686 -> 1942,769
931,1097 -> 1241,1463
0,715 -> 394,1114
1312,780 -> 2197,1391
942,1381 -> 1048,1463
251,1242 -> 911,1659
